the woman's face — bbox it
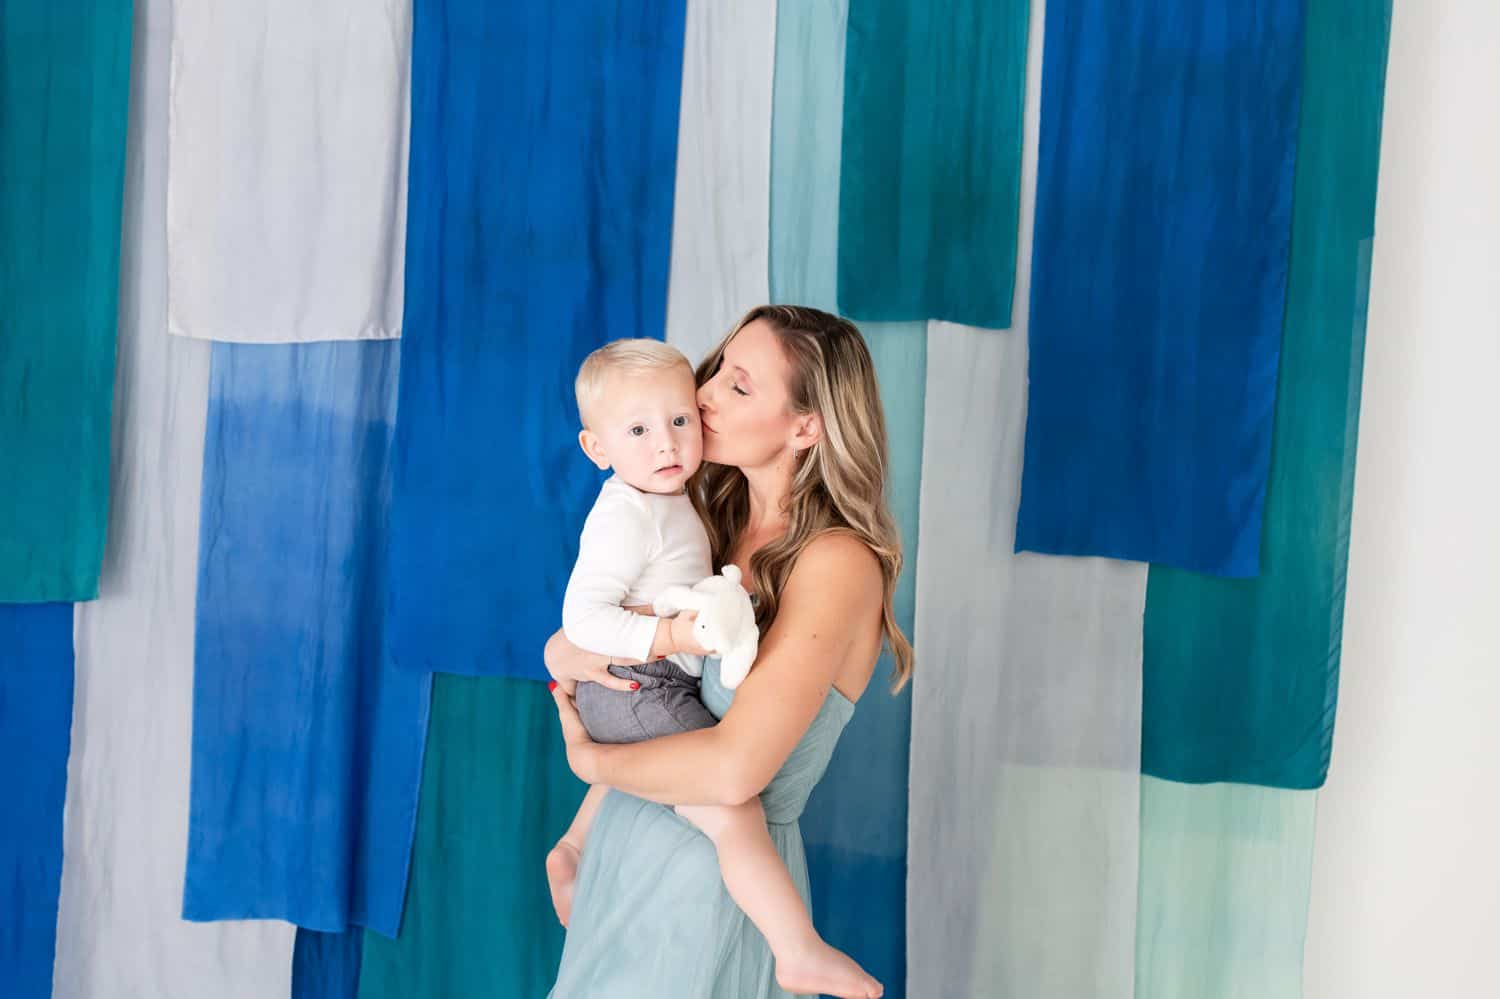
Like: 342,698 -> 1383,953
697,319 -> 801,469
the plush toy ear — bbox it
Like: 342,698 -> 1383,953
720,564 -> 743,587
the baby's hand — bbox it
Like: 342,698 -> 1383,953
670,611 -> 715,658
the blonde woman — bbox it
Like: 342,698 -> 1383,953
546,306 -> 912,998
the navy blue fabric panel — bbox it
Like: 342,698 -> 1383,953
294,929 -> 363,999
386,0 -> 688,679
0,602 -> 73,999
1015,0 -> 1306,577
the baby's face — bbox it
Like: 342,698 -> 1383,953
584,365 -> 703,494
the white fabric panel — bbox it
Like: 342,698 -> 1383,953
906,2 -> 1149,994
662,0 -> 775,364
54,2 -> 295,995
167,0 -> 410,342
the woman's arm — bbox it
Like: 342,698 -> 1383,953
556,533 -> 883,807
543,610 -> 712,694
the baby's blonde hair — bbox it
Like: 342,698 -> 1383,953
574,338 -> 694,429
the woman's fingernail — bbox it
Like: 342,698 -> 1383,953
548,681 -> 558,693
630,682 -> 641,691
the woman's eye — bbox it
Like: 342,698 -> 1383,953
629,426 -> 646,437
672,415 -> 689,427
732,384 -> 748,396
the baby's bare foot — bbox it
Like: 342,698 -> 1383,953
775,940 -> 883,998
545,841 -> 581,927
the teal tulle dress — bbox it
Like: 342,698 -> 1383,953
549,657 -> 857,998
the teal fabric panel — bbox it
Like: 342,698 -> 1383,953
771,3 -> 921,991
836,0 -> 1029,327
0,1 -> 132,601
1136,778 -> 1319,999
357,676 -> 586,999
1142,0 -> 1394,789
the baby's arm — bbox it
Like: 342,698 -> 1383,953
561,488 -> 663,663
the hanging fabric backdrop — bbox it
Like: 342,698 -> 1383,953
1,0 -> 1395,997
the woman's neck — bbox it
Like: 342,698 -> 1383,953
740,452 -> 795,540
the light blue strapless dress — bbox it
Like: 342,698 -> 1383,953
549,657 -> 857,998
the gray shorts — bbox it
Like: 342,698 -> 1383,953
574,659 -> 717,744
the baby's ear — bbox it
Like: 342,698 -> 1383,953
578,429 -> 610,471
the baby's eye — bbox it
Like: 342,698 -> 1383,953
732,384 -> 748,396
629,425 -> 646,437
672,415 -> 689,427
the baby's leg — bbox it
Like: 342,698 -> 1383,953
546,784 -> 609,927
677,802 -> 883,999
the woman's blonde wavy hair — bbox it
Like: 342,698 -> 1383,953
688,305 -> 913,692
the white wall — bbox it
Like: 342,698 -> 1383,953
1302,3 -> 1500,997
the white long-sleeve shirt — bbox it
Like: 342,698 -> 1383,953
561,475 -> 712,674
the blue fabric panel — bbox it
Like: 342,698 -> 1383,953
294,929 -> 363,999
184,341 -> 431,937
1015,0 -> 1306,577
386,0 -> 688,679
0,603 -> 73,999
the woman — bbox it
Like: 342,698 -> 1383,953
546,306 -> 913,998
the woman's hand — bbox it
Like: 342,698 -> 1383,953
543,628 -> 644,696
550,682 -> 600,784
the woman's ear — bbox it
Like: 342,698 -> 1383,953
578,429 -> 611,471
789,412 -> 822,453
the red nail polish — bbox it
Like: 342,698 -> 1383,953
547,681 -> 558,692
630,682 -> 641,691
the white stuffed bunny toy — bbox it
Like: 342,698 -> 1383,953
652,565 -> 760,689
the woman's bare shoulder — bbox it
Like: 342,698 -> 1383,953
787,531 -> 882,595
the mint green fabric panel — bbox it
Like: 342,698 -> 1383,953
358,676 -> 586,999
837,0 -> 1029,327
769,0 -> 845,311
1136,778 -> 1319,999
1141,0 -> 1393,790
0,2 -> 132,601
770,5 -> 922,990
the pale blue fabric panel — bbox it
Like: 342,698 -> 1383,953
770,3 -> 920,991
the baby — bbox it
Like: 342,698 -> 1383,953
546,338 -> 878,997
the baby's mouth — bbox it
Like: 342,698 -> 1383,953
656,464 -> 683,475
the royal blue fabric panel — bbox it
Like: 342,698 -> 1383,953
294,929 -> 363,999
1015,0 -> 1306,577
184,341 -> 431,937
386,0 -> 688,679
0,602 -> 73,999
